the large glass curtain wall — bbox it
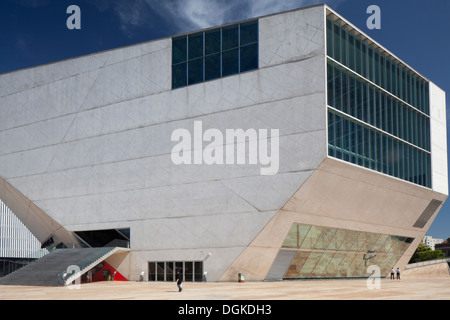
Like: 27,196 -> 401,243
326,13 -> 431,188
326,16 -> 429,114
282,223 -> 414,279
172,20 -> 258,89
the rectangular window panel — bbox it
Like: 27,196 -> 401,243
240,43 -> 258,72
348,74 -> 355,117
188,59 -> 204,85
205,53 -> 221,81
172,62 -> 187,89
165,262 -> 174,282
348,33 -> 355,71
185,261 -> 193,282
328,111 -> 335,157
340,26 -> 347,66
350,121 -> 357,164
172,36 -> 187,64
148,262 -> 156,281
157,262 -> 165,281
327,18 -> 333,58
417,78 -> 423,113
188,32 -> 204,60
368,44 -> 374,82
333,21 -> 341,62
392,62 -> 397,96
327,62 -> 335,107
222,24 -> 239,50
194,262 -> 203,282
374,49 -> 380,85
205,29 -> 221,55
222,49 -> 239,77
240,20 -> 258,45
355,36 -> 362,74
335,66 -> 342,110
386,57 -> 391,92
341,70 -> 348,115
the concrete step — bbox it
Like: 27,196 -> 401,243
0,247 -> 118,286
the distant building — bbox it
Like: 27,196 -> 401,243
0,199 -> 47,277
422,236 -> 444,250
435,238 -> 450,257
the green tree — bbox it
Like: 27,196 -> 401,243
409,243 -> 445,263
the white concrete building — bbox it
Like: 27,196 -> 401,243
0,4 -> 447,282
422,236 -> 444,251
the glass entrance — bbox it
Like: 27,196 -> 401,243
148,261 -> 203,282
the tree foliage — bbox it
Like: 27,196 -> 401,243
409,243 -> 445,263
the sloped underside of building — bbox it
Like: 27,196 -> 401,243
220,158 -> 447,281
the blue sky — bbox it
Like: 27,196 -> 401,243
1,0 -> 449,239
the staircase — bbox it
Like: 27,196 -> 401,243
0,247 -> 128,287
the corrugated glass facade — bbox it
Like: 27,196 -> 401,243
0,199 -> 46,259
326,13 -> 431,188
281,223 -> 414,279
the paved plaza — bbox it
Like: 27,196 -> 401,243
1,262 -> 448,300
0,277 -> 448,300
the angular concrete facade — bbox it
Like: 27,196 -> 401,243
0,5 -> 447,281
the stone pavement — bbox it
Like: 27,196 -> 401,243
0,277 -> 449,300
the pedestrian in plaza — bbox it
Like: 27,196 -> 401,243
176,269 -> 183,292
396,267 -> 401,280
390,267 -> 395,279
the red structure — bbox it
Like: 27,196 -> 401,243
84,261 -> 127,283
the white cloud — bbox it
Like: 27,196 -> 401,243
89,0 -> 328,36
150,0 -> 324,30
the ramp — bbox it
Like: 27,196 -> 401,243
265,250 -> 297,281
403,260 -> 450,279
0,247 -> 129,287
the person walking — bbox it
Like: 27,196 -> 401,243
176,269 -> 183,292
390,267 -> 395,280
396,268 -> 401,280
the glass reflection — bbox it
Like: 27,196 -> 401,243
282,223 -> 414,279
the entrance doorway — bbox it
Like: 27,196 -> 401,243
148,261 -> 203,282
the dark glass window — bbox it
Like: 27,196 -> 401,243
205,29 -> 220,55
240,20 -> 258,45
188,59 -> 203,85
326,15 -> 429,114
222,24 -> 239,50
172,20 -> 258,89
188,32 -> 204,60
326,58 -> 431,188
240,43 -> 258,72
172,36 -> 187,64
205,54 -> 221,81
172,62 -> 187,89
222,48 -> 239,77
148,261 -> 204,282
